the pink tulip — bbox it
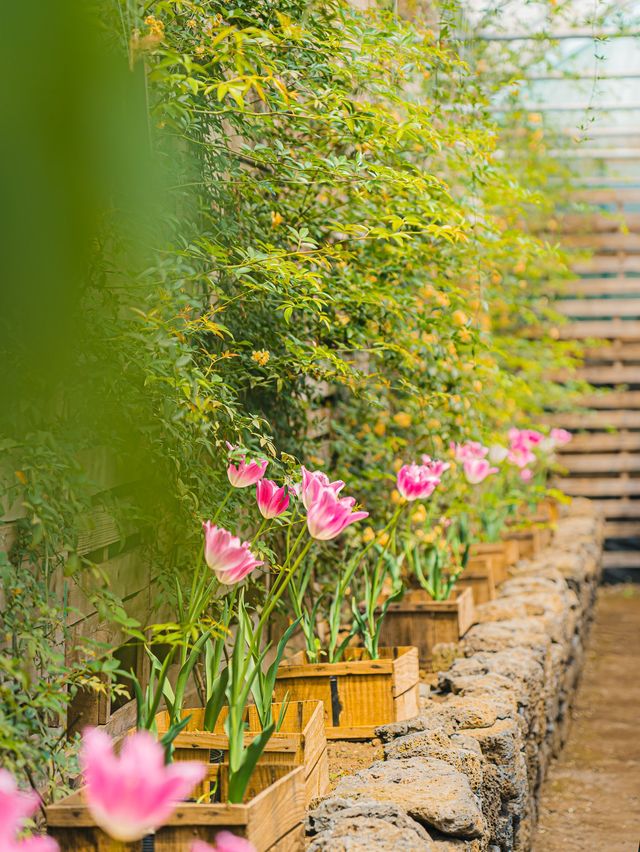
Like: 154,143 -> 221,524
507,444 -> 536,469
550,428 -> 572,446
80,729 -> 206,842
0,769 -> 59,851
203,523 -> 263,584
463,458 -> 498,485
397,462 -> 441,501
256,479 -> 290,519
420,455 -> 451,477
299,466 -> 344,510
305,486 -> 368,540
191,832 -> 257,852
520,468 -> 534,482
226,444 -> 268,488
450,441 -> 488,462
508,428 -> 543,448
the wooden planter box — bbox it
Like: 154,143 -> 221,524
153,700 -> 328,805
46,764 -> 305,851
379,588 -> 475,664
274,647 -> 419,740
505,524 -> 550,559
456,556 -> 498,605
469,539 -> 519,585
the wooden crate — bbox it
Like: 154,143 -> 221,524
456,556 -> 498,605
379,588 -> 475,665
469,540 -> 519,584
46,764 -> 305,851
153,700 -> 328,805
274,647 -> 419,740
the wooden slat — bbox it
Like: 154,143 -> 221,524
546,410 -> 640,429
558,320 -> 640,340
555,477 -> 640,497
590,499 -> 640,518
555,298 -> 640,318
580,391 -> 640,409
572,257 -> 640,275
602,551 -> 640,569
583,342 -> 640,361
562,279 -> 640,297
580,365 -> 640,384
562,432 -> 640,453
561,453 -> 640,473
574,188 -> 640,204
605,521 -> 640,537
557,213 -> 640,233
559,233 -> 640,252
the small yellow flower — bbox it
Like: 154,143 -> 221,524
362,526 -> 375,544
473,380 -> 483,393
15,470 -> 27,485
251,350 -> 270,366
412,505 -> 427,525
452,310 -> 468,327
392,457 -> 404,472
393,412 -> 412,429
373,421 -> 386,437
271,211 -> 284,227
391,489 -> 403,505
436,292 -> 450,308
377,531 -> 390,547
187,19 -> 197,29
459,327 -> 471,342
427,418 -> 440,430
415,528 -> 426,541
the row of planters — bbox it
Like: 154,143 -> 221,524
8,428 -> 569,851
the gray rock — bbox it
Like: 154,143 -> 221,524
307,798 -> 434,850
332,757 -> 485,838
384,728 -> 485,792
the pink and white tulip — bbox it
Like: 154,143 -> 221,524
226,444 -> 268,488
396,462 -> 442,501
191,833 -> 256,851
507,444 -> 536,469
0,769 -> 59,851
420,455 -> 451,477
203,523 -> 263,584
488,444 -> 509,464
305,486 -> 368,541
463,458 -> 498,485
299,467 -> 344,510
256,479 -> 289,519
450,441 -> 488,463
80,729 -> 206,842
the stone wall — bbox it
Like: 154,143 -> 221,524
306,500 -> 604,851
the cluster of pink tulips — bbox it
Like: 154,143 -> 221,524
203,448 -> 369,585
0,732 -> 255,851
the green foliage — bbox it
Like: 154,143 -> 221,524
0,0 -> 590,793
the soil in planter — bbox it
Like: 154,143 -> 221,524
327,739 -> 384,791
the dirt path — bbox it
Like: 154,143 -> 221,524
534,585 -> 640,852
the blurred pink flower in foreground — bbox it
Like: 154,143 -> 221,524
0,769 -> 59,851
305,486 -> 368,540
191,832 -> 257,852
450,441 -> 488,462
299,466 -> 344,510
226,444 -> 268,488
80,729 -> 206,842
256,479 -> 290,519
397,462 -> 441,501
203,522 -> 263,584
463,458 -> 498,485
520,468 -> 534,482
550,428 -> 572,446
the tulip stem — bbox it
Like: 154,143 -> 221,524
212,487 -> 233,524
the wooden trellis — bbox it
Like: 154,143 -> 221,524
551,187 -> 640,578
